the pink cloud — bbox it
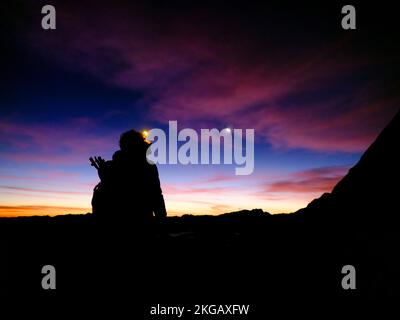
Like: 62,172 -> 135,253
164,184 -> 238,196
0,191 -> 72,200
198,174 -> 241,184
238,95 -> 398,152
266,165 -> 349,193
27,2 -> 399,154
0,186 -> 90,196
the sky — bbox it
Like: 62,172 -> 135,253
1,1 -> 399,216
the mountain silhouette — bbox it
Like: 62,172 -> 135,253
297,110 -> 400,226
220,208 -> 270,217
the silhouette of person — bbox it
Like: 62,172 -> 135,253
90,130 -> 167,222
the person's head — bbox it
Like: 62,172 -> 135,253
119,129 -> 148,153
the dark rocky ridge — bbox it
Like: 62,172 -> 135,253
297,110 -> 399,227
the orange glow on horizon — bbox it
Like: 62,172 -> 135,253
0,201 -> 298,218
0,205 -> 90,217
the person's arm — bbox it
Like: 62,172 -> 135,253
89,156 -> 113,182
